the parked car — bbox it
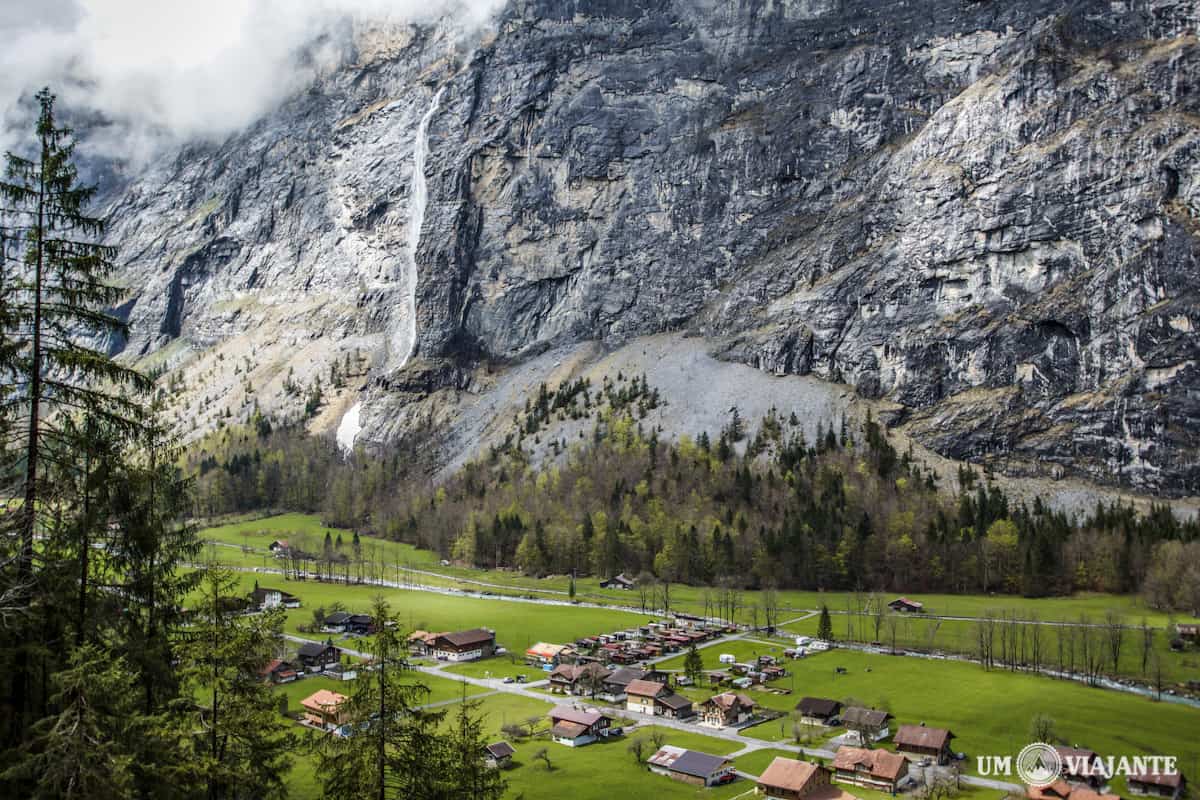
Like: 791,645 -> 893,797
502,677 -> 514,684
716,773 -> 737,785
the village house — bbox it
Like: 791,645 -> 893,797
526,642 -> 576,667
296,640 -> 341,671
1054,747 -> 1107,788
601,667 -> 663,702
345,614 -> 374,635
259,658 -> 298,684
840,707 -> 894,743
625,679 -> 695,719
323,611 -> 352,632
832,746 -> 909,793
600,573 -> 636,590
300,689 -> 349,730
647,745 -> 735,787
758,757 -> 858,800
893,725 -> 955,765
658,692 -> 698,719
1176,624 -> 1199,642
407,630 -> 444,656
431,628 -> 496,662
1028,780 -> 1121,800
888,598 -> 924,613
699,692 -> 756,728
482,742 -> 515,769
1128,770 -> 1186,800
548,706 -> 611,747
268,540 -> 290,556
549,662 -> 613,697
248,586 -> 301,611
797,697 -> 843,726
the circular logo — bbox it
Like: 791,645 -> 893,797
1017,743 -> 1063,787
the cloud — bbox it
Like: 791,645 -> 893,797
0,0 -> 504,164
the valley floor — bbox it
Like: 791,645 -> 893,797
195,513 -> 1200,799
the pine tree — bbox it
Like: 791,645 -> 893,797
318,596 -> 444,800
441,692 -> 506,800
1,645 -> 138,799
178,566 -> 294,800
0,88 -> 149,600
684,644 -> 704,685
817,604 -> 834,642
0,88 -> 150,745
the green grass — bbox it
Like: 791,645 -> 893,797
214,571 -> 649,649
499,723 -> 748,800
733,748 -> 803,776
442,657 -> 551,682
723,648 -> 1200,776
781,613 -> 1200,684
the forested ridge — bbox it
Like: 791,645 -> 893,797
187,373 -> 1200,612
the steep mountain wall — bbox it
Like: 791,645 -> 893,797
101,0 -> 1200,496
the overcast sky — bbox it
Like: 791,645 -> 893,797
0,0 -> 504,163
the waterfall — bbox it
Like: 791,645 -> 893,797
338,87 -> 445,455
401,85 -> 446,368
335,401 -> 362,453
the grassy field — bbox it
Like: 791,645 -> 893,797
781,613 -> 1200,685
218,571 -> 649,649
194,513 -> 1200,799
708,649 -> 1200,782
497,722 -> 749,800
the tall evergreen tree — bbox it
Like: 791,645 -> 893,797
817,604 -> 834,642
0,87 -> 150,746
178,566 -> 294,800
0,87 -> 148,600
318,596 -> 443,800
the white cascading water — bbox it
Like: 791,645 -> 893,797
337,87 -> 446,455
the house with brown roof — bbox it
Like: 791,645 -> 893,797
888,598 -> 924,613
482,741 -> 515,769
625,679 -> 695,718
699,692 -> 756,728
796,697 -> 843,726
432,628 -> 496,662
1054,747 -> 1107,788
758,757 -> 860,800
600,573 -> 636,590
548,706 -> 611,747
832,746 -> 909,793
526,642 -> 575,666
260,658 -> 299,684
647,745 -> 735,787
1028,780 -> 1121,800
1128,770 -> 1186,800
296,640 -> 341,671
840,707 -> 893,743
301,689 -> 350,729
549,662 -> 613,698
407,630 -> 445,656
893,725 -> 955,765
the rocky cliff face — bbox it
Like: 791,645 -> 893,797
101,0 -> 1200,497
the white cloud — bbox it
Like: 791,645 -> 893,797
0,0 -> 504,163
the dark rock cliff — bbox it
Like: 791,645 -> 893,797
102,0 -> 1200,496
